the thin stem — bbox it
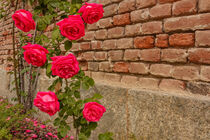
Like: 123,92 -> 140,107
73,115 -> 79,140
12,0 -> 21,104
32,67 -> 40,93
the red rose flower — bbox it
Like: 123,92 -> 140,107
51,53 -> 80,79
56,15 -> 85,40
22,43 -> 49,67
34,91 -> 60,116
78,3 -> 104,24
83,102 -> 106,122
12,9 -> 35,32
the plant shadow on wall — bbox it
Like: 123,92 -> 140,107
0,0 -> 113,139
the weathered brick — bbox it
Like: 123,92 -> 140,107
118,0 -> 135,13
150,4 -> 171,19
136,0 -> 156,9
91,72 -> 105,81
84,71 -> 91,77
103,4 -> 118,17
116,38 -> 133,49
161,49 -> 187,62
172,66 -> 200,80
79,61 -> 88,71
95,29 -> 107,40
137,78 -> 159,90
142,21 -> 163,34
95,52 -> 107,61
199,0 -> 210,12
150,64 -> 172,77
104,73 -> 121,82
99,62 -> 112,72
195,30 -> 210,47
113,13 -> 131,26
108,27 -> 124,38
188,48 -> 210,64
108,50 -> 124,61
121,75 -> 138,86
88,62 -> 99,71
83,31 -> 95,41
96,0 -> 112,5
87,23 -> 98,31
159,79 -> 186,92
102,40 -> 117,50
140,49 -> 161,62
134,36 -> 154,49
130,9 -> 150,23
80,42 -> 91,50
164,13 -> 210,32
113,62 -> 130,73
91,41 -> 102,50
169,33 -> 195,47
201,66 -> 210,82
71,43 -> 80,51
187,82 -> 210,96
124,49 -> 140,61
172,0 -> 197,16
155,34 -> 169,48
80,52 -> 94,61
129,62 -> 149,74
125,24 -> 141,36
158,0 -> 179,4
98,17 -> 113,29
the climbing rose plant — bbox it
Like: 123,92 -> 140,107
11,0 -> 113,139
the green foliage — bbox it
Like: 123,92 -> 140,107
98,132 -> 114,140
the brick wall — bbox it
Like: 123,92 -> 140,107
1,0 -> 210,96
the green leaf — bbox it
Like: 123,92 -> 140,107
79,133 -> 88,140
89,122 -> 97,130
46,64 -> 52,75
98,132 -> 114,140
92,93 -> 103,100
64,40 -> 72,51
52,28 -> 60,40
74,91 -> 80,99
87,78 -> 94,86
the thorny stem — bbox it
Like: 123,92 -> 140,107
12,0 -> 21,103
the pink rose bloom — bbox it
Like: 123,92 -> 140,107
70,136 -> 74,140
12,9 -> 35,32
22,43 -> 49,67
47,132 -> 53,136
83,102 -> 106,122
51,54 -> 79,79
40,125 -> 46,129
34,91 -> 60,116
6,117 -> 11,121
78,3 -> 104,24
26,130 -> 31,133
27,33 -> 32,38
56,15 -> 85,40
31,134 -> 37,138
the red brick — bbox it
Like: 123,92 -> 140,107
79,61 -> 88,71
169,33 -> 195,47
88,62 -> 99,71
172,66 -> 200,80
80,42 -> 91,50
158,0 -> 180,3
80,52 -> 94,61
117,38 -> 133,49
99,62 -> 112,72
104,4 -> 118,17
142,21 -> 163,34
134,36 -> 154,49
102,40 -> 117,50
108,27 -> 124,38
95,29 -> 107,40
98,17 -> 113,29
96,0 -> 112,5
161,49 -> 187,62
124,49 -> 140,61
201,66 -> 210,82
113,62 -> 130,73
140,49 -> 161,62
71,43 -> 80,51
91,41 -> 102,50
195,30 -> 210,47
172,0 -> 197,16
188,48 -> 210,64
136,0 -> 156,9
150,64 -> 172,77
83,31 -> 95,41
108,50 -> 123,61
95,52 -> 107,61
91,72 -> 105,81
130,9 -> 150,23
121,75 -> 138,86
164,13 -> 210,32
150,4 -> 171,19
155,34 -> 169,48
118,0 -> 135,13
87,23 -> 98,31
129,62 -> 149,74
104,73 -> 121,82
113,13 -> 131,26
125,24 -> 141,36
159,79 -> 186,92
199,0 -> 210,12
137,78 -> 159,90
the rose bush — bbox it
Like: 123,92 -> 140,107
12,9 -> 35,32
